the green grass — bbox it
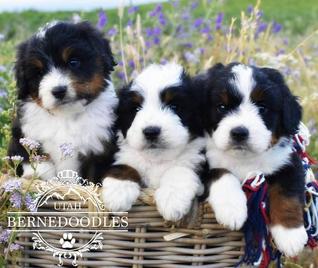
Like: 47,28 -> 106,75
0,0 -> 317,44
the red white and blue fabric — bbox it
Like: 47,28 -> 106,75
238,123 -> 317,268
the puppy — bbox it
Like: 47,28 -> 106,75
8,21 -> 118,182
197,63 -> 307,257
102,63 -> 205,221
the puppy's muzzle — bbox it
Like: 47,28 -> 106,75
52,86 -> 67,100
143,126 -> 161,142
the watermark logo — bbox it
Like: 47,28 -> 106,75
7,170 -> 128,266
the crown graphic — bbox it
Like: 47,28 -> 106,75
54,170 -> 83,185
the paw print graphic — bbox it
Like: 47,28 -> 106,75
59,233 -> 76,249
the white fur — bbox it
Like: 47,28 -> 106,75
213,64 -> 272,154
22,162 -> 55,181
206,137 -> 293,180
155,166 -> 203,221
270,224 -> 308,257
39,67 -> 77,110
126,63 -> 189,151
102,177 -> 140,212
108,63 -> 205,220
206,64 -> 294,179
208,173 -> 247,230
21,83 -> 117,178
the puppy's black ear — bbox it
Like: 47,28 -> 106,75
102,38 -> 116,72
15,41 -> 28,100
207,63 -> 224,75
262,67 -> 302,136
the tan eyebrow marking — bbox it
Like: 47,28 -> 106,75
30,58 -> 44,69
62,47 -> 73,62
250,87 -> 265,103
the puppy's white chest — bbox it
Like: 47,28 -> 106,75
20,89 -> 117,173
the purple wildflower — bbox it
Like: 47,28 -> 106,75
97,11 -> 107,29
145,27 -> 153,37
182,42 -> 193,49
10,191 -> 22,208
257,10 -> 264,18
257,22 -> 268,35
0,89 -> 7,98
215,12 -> 224,30
9,243 -> 23,252
193,18 -> 204,28
158,13 -> 167,26
272,22 -> 282,33
191,1 -> 199,9
59,143 -> 74,159
128,60 -> 135,69
127,19 -> 133,27
149,4 -> 162,17
128,6 -> 139,14
0,229 -> 11,243
153,36 -> 161,45
25,193 -> 36,212
181,11 -> 191,20
247,5 -> 253,14
160,59 -> 168,65
184,51 -> 199,63
30,155 -> 46,163
117,72 -> 125,80
145,40 -> 152,49
3,179 -> 22,192
107,27 -> 118,37
201,24 -> 211,34
19,138 -> 40,151
153,27 -> 162,36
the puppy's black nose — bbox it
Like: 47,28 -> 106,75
230,126 -> 249,142
52,86 -> 67,100
143,126 -> 161,141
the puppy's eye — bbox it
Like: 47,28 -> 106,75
135,106 -> 141,112
257,104 -> 268,114
68,58 -> 81,68
217,104 -> 228,113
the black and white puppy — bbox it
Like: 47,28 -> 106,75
102,63 -> 205,221
197,63 -> 307,257
8,21 -> 118,182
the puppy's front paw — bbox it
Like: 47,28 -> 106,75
271,225 -> 308,257
155,187 -> 193,222
208,174 -> 247,230
102,178 -> 140,212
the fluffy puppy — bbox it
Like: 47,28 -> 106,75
8,21 -> 118,182
102,63 -> 205,221
197,62 -> 307,257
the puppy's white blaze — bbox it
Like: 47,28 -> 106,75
126,105 -> 189,150
39,67 -> 75,110
125,63 -> 189,151
208,173 -> 247,230
132,63 -> 183,97
155,166 -> 202,221
231,64 -> 255,98
213,101 -> 272,153
21,83 -> 118,175
22,162 -> 56,180
102,177 -> 140,212
270,225 -> 308,257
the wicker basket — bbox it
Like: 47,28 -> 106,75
3,177 -> 244,268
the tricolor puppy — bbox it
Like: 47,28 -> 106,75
102,63 -> 205,221
8,21 -> 118,182
197,63 -> 307,257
